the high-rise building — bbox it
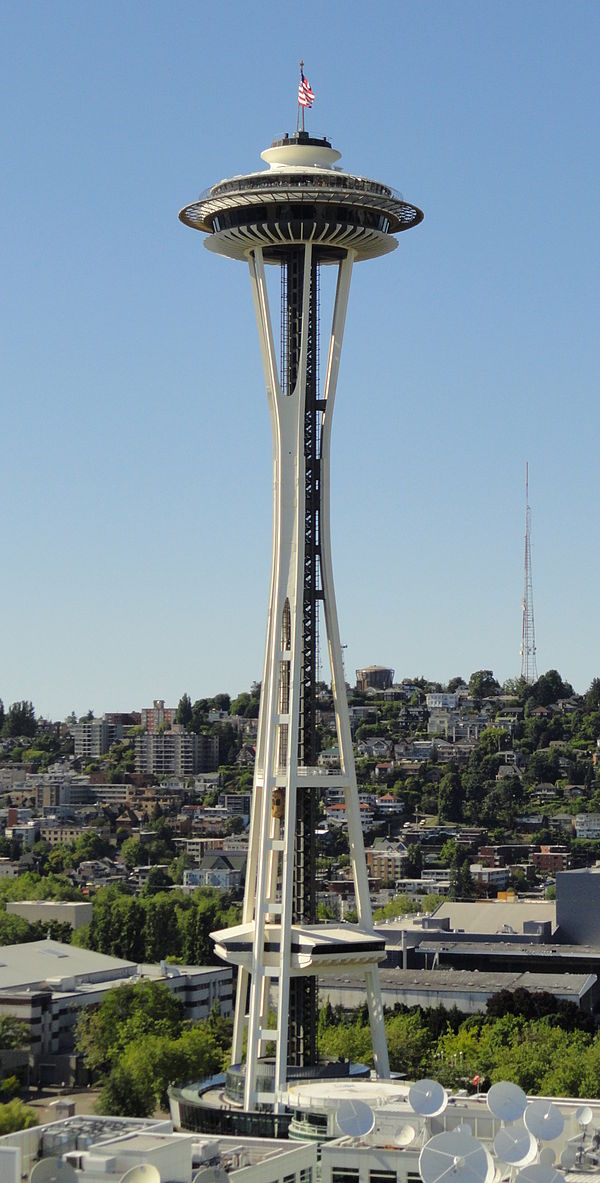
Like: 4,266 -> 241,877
180,129 -> 422,1114
141,699 -> 177,733
135,727 -> 218,777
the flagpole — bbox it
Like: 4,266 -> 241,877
300,59 -> 305,133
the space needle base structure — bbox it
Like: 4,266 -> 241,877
180,130 -> 422,1115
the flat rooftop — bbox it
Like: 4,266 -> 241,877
0,940 -> 136,991
431,899 -> 557,934
335,967 -> 597,999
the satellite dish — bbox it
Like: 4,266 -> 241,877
119,1166 -> 161,1183
336,1100 -> 375,1138
539,1149 -> 556,1167
524,1101 -> 564,1142
493,1123 -> 537,1166
560,1146 -> 577,1169
30,1162 -> 78,1183
395,1124 -> 417,1147
409,1079 -> 448,1118
420,1130 -> 494,1183
576,1106 -> 593,1127
487,1082 -> 527,1123
456,1124 -> 473,1137
192,1169 -> 230,1183
515,1165 -> 564,1183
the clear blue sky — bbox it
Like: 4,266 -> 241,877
2,1 -> 598,719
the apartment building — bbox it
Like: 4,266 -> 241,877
141,699 -> 177,733
135,728 -> 219,777
70,719 -> 124,760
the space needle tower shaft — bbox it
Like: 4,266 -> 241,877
180,127 -> 422,1112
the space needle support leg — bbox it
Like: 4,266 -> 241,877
319,252 -> 390,1077
241,244 -> 309,1111
231,246 -> 284,1090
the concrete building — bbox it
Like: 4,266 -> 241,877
556,866 -> 600,944
183,853 -> 247,891
0,1117 -> 317,1183
426,692 -> 460,710
320,967 -> 598,1014
6,900 -> 93,930
365,839 -> 409,882
0,940 -> 233,1086
70,719 -> 124,760
141,699 -> 177,732
575,812 -> 600,839
469,863 -> 511,892
135,728 -> 219,777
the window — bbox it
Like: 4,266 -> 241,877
332,1172 -> 358,1183
370,1173 -> 396,1183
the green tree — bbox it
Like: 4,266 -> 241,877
142,867 -> 175,897
530,670 -> 574,707
0,1016 -> 29,1050
3,701 -> 36,738
76,980 -> 183,1078
120,837 -> 146,869
404,843 -> 423,878
0,1098 -> 38,1134
449,855 -> 476,900
175,693 -> 193,728
70,831 -> 110,865
96,1063 -> 155,1117
584,678 -> 600,712
438,769 -> 463,823
318,1013 -> 374,1066
468,671 -> 500,701
386,1010 -> 434,1077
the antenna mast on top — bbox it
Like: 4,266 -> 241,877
520,462 -> 538,684
296,59 -> 315,133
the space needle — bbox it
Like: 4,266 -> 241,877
179,67 -> 423,1116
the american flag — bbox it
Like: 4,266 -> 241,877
298,70 -> 315,108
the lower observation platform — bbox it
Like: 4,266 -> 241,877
211,922 -> 386,972
169,1059 -> 372,1139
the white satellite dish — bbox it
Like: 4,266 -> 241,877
395,1124 -> 417,1148
119,1166 -> 161,1183
560,1146 -> 577,1169
420,1130 -> 495,1183
539,1148 -> 556,1166
524,1102 -> 564,1142
192,1168 -> 230,1183
576,1106 -> 593,1127
487,1081 -> 528,1123
494,1123 -> 537,1166
515,1164 -> 564,1183
409,1079 -> 448,1118
30,1162 -> 78,1183
336,1100 -> 375,1139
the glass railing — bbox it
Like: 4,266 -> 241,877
194,173 -> 404,205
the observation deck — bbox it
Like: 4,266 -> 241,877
179,131 -> 423,262
211,921 -> 386,973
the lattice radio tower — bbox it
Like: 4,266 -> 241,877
520,462 -> 538,683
